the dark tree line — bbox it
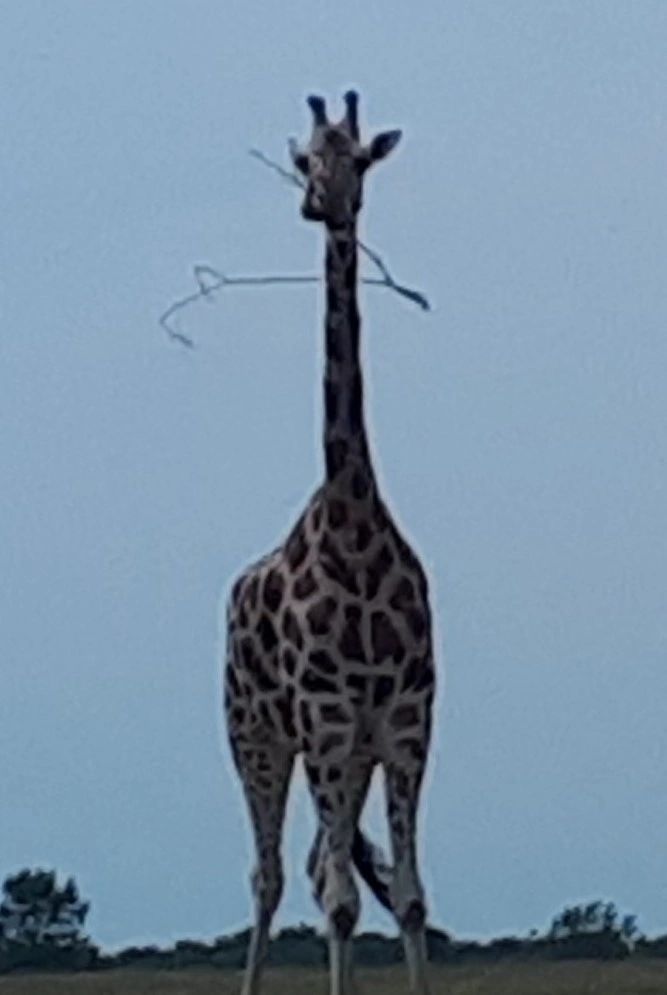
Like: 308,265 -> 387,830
1,867 -> 666,974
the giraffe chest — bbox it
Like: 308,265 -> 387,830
225,496 -> 433,747
275,521 -> 432,709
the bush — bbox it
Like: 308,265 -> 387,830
0,869 -> 97,974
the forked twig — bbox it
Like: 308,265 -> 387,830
248,148 -> 305,190
356,241 -> 430,312
159,150 -> 430,346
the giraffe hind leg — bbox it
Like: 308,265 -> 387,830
306,752 -> 374,995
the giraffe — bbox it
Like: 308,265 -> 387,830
222,91 -> 436,995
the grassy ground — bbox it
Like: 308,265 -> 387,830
0,962 -> 666,995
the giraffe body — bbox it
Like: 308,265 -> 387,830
223,92 -> 436,995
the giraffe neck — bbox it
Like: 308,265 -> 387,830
322,222 -> 376,499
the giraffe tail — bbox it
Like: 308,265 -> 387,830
352,828 -> 393,913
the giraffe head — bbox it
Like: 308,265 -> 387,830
289,91 -> 402,230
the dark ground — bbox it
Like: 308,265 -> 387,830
1,961 -> 666,994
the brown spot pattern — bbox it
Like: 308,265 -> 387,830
275,688 -> 296,739
320,732 -> 345,755
247,575 -> 260,610
373,675 -> 395,707
389,576 -> 416,611
293,569 -> 317,600
406,606 -> 427,640
365,543 -> 394,599
355,521 -> 373,552
286,522 -> 308,571
306,595 -> 338,635
371,610 -> 404,663
308,649 -> 338,676
262,569 -> 285,612
302,669 -> 338,695
327,498 -> 348,529
282,607 -> 304,650
300,701 -> 314,735
282,647 -> 298,677
401,655 -> 434,692
320,702 -> 349,724
389,703 -> 421,730
320,533 -> 359,595
339,618 -> 364,661
257,614 -> 279,653
346,673 -> 366,697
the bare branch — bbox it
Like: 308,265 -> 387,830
159,148 -> 430,346
248,148 -> 305,190
356,241 -> 430,312
159,267 -> 321,344
194,264 -> 316,292
247,149 -> 430,312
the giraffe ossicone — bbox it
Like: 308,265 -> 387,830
223,90 -> 436,995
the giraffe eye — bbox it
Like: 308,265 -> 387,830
293,153 -> 310,176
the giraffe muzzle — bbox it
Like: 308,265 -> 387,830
302,200 -> 325,222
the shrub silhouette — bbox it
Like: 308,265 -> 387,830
0,869 -> 97,973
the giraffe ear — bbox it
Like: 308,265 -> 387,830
368,129 -> 402,163
288,138 -> 310,176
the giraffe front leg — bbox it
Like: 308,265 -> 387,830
383,690 -> 433,995
232,740 -> 294,995
383,750 -> 432,994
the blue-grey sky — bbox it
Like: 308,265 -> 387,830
1,0 -> 666,951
